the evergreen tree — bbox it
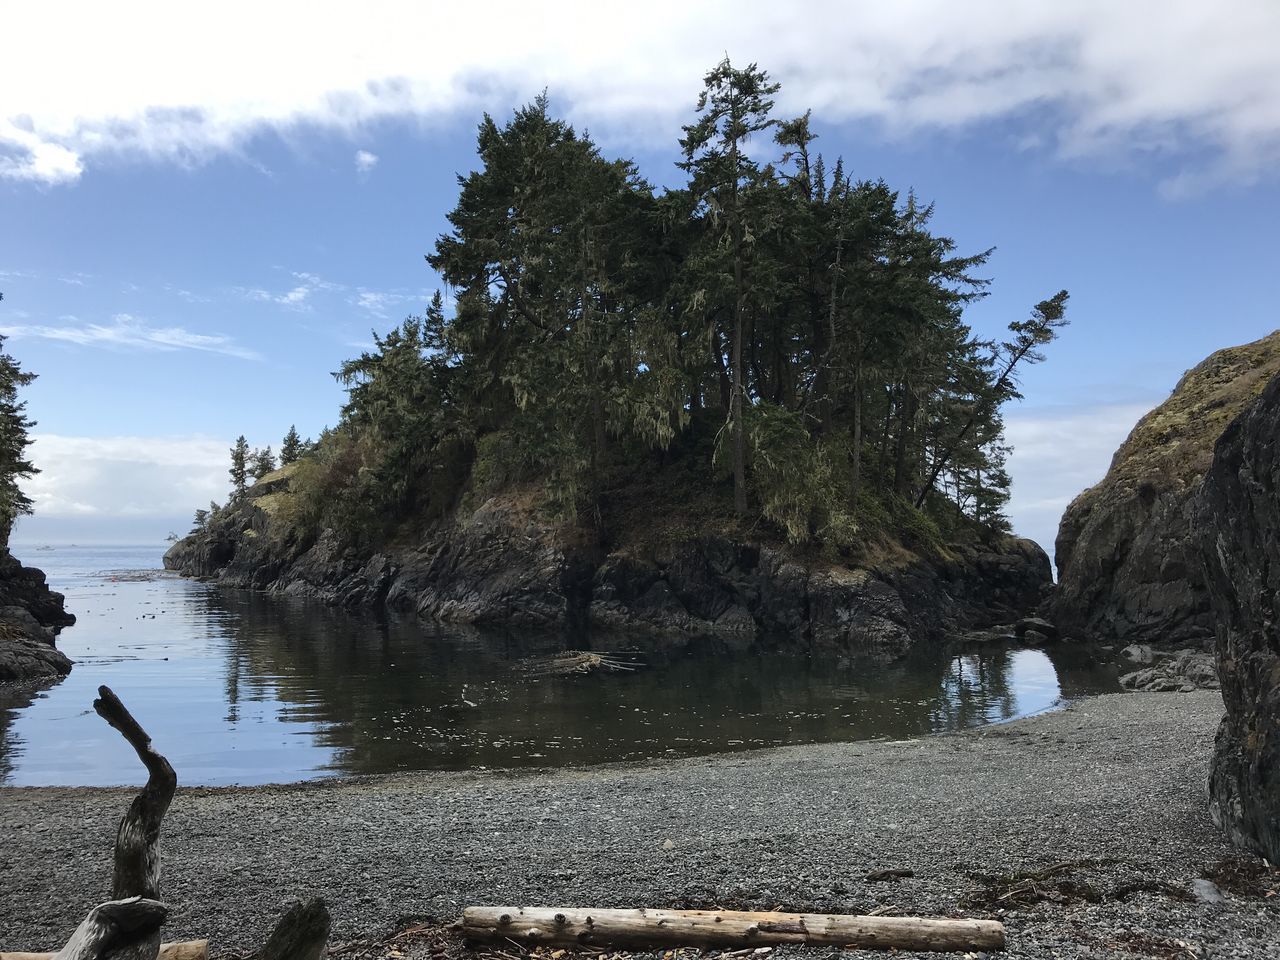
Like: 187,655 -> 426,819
679,57 -> 780,515
249,445 -> 276,481
229,435 -> 249,496
280,425 -> 302,465
0,318 -> 38,547
191,508 -> 210,532
205,60 -> 1069,549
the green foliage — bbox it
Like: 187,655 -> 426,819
229,435 -> 249,497
0,326 -> 38,546
249,445 -> 276,481
280,425 -> 303,465
206,59 -> 1069,557
716,400 -> 856,546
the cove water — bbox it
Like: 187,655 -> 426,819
0,544 -> 1121,787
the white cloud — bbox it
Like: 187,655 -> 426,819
24,434 -> 233,518
0,313 -> 259,360
2,2 -> 1279,190
1003,401 -> 1153,563
354,149 -> 379,174
242,270 -> 344,310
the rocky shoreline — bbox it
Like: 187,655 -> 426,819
2,692 -> 1275,959
165,480 -> 1053,662
0,547 -> 75,683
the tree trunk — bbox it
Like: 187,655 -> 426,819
893,379 -> 916,496
462,906 -> 1005,953
850,361 -> 863,500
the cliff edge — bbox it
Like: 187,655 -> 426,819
1052,329 -> 1280,645
1198,369 -> 1280,861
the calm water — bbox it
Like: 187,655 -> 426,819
0,544 -> 1121,787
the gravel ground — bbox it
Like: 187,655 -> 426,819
2,691 -> 1276,958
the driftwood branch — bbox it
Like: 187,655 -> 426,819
2,941 -> 206,960
52,898 -> 167,960
45,688 -> 178,960
462,906 -> 1005,953
93,685 -> 177,902
258,899 -> 331,960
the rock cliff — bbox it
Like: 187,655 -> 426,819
1197,369 -> 1280,862
166,470 -> 1051,660
0,546 -> 76,682
1052,330 -> 1280,645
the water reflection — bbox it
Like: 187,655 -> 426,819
0,545 -> 1122,786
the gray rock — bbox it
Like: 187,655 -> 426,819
0,547 -> 76,682
1051,331 -> 1280,647
1120,643 -> 1157,664
1119,650 -> 1218,692
1197,367 -> 1280,862
1190,878 -> 1225,904
1015,616 -> 1058,641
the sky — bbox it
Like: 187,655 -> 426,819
2,1 -> 1279,562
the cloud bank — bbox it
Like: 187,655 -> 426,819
0,314 -> 258,359
3,2 -> 1279,189
1003,401 -> 1152,563
23,434 -> 232,519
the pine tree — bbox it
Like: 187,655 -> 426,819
249,446 -> 276,481
0,319 -> 38,547
229,435 -> 249,497
679,57 -> 780,515
280,425 -> 302,465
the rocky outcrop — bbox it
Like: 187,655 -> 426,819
0,547 -> 76,682
1119,650 -> 1219,693
1052,330 -> 1280,646
166,474 -> 1052,661
1198,369 -> 1280,862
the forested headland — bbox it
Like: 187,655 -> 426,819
224,58 -> 1066,567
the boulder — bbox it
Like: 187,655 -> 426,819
1053,330 -> 1280,645
1197,367 -> 1280,862
1119,650 -> 1218,693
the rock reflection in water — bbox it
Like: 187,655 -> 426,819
0,547 -> 1123,786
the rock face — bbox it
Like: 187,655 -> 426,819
166,473 -> 1052,661
1053,330 -> 1280,645
0,546 -> 76,682
1197,369 -> 1280,862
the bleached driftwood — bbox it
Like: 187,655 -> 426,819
462,906 -> 1006,953
50,898 -> 168,960
1,939 -> 206,960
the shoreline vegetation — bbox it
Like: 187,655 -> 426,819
165,58 -> 1070,662
2,692 -> 1277,958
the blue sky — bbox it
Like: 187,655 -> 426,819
2,1 -> 1279,559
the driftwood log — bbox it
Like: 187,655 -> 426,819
462,906 -> 1006,953
1,940 -> 207,960
34,686 -> 330,960
46,687 -> 179,960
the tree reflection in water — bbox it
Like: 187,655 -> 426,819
1,572 -> 1123,786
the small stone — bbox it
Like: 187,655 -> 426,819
662,838 -> 675,851
1191,878 -> 1225,904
